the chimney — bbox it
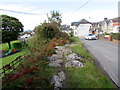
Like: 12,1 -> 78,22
104,18 -> 108,21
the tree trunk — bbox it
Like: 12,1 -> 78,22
8,41 -> 11,49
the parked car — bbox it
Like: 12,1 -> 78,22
85,34 -> 97,40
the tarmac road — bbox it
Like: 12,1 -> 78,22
79,37 -> 120,87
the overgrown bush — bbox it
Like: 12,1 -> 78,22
29,22 -> 69,57
112,33 -> 120,40
34,22 -> 69,40
34,22 -> 58,39
69,30 -> 74,37
55,31 -> 69,39
2,21 -> 71,88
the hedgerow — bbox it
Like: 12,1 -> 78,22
112,33 -> 120,40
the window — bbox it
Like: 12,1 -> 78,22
88,34 -> 94,36
118,27 -> 120,30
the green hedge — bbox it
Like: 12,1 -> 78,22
104,33 -> 110,35
112,33 -> 120,40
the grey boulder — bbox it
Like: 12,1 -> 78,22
65,60 -> 83,68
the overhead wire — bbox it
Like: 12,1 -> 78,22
0,8 -> 41,15
0,1 -> 90,24
0,0 -> 90,16
63,0 -> 90,21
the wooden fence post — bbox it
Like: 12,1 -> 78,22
1,54 -> 24,76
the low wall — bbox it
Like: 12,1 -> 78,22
98,35 -> 108,41
98,35 -> 120,44
112,39 -> 120,44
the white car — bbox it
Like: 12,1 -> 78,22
85,34 -> 97,40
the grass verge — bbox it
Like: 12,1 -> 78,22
66,37 -> 116,88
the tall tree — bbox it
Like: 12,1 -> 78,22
1,15 -> 23,48
48,11 -> 62,26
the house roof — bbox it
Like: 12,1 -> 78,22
106,20 -> 111,24
97,19 -> 110,26
79,19 -> 91,24
71,22 -> 80,26
71,19 -> 91,26
97,17 -> 120,26
98,21 -> 104,26
92,22 -> 98,26
111,17 -> 120,22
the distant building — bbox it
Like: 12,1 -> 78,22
108,17 -> 120,33
18,30 -> 33,41
62,24 -> 72,33
71,19 -> 92,36
91,17 -> 120,34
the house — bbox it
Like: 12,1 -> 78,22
71,22 -> 80,36
90,18 -> 109,34
108,17 -> 120,33
62,25 -> 72,34
91,17 -> 120,34
71,19 -> 92,36
18,32 -> 32,41
90,22 -> 99,34
71,22 -> 80,30
71,17 -> 120,36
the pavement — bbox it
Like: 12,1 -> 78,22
79,37 -> 120,87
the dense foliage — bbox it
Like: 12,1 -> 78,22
2,21 -> 70,88
48,11 -> 62,26
69,30 -> 74,37
1,15 -> 23,48
29,22 -> 69,57
2,11 -> 70,89
112,33 -> 120,40
2,20 -> 115,88
104,33 -> 110,35
34,22 -> 69,40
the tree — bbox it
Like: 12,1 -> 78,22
1,15 -> 24,48
48,11 -> 62,26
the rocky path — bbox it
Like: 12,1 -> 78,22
47,44 -> 84,89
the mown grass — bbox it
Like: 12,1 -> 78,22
0,40 -> 23,51
66,37 -> 116,88
1,50 -> 28,66
1,40 -> 28,66
0,41 -> 28,78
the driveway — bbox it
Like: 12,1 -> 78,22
79,37 -> 119,87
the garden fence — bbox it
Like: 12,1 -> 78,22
0,55 -> 25,77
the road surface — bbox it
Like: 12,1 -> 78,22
79,37 -> 120,87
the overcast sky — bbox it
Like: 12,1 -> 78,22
0,0 -> 119,30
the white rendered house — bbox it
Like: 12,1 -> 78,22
71,19 -> 92,37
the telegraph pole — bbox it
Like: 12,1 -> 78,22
47,13 -> 49,23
